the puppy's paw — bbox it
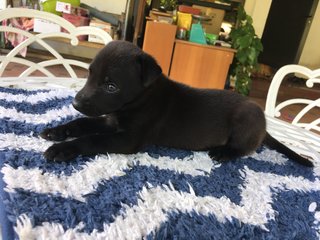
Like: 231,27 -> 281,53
208,147 -> 234,162
40,126 -> 71,141
44,143 -> 79,162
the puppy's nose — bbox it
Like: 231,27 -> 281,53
73,90 -> 87,107
72,98 -> 82,110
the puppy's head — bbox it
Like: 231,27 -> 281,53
73,40 -> 162,116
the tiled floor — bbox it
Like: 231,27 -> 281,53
1,55 -> 89,78
1,54 -> 319,127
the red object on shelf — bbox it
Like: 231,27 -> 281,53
62,13 -> 90,40
178,5 -> 201,15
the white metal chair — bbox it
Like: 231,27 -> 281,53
265,64 -> 320,162
0,8 -> 113,90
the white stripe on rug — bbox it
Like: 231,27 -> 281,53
14,170 -> 320,240
1,151 -> 214,202
132,151 -> 215,176
107,170 -> 320,237
1,154 -> 129,202
14,185 -> 268,240
249,148 -> 289,165
0,132 -> 215,176
0,133 -> 52,151
0,134 -> 215,201
0,89 -> 75,104
2,133 -> 319,203
0,104 -> 79,124
0,132 -> 214,176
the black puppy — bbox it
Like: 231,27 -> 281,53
40,40 -> 313,167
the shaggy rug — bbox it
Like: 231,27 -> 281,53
0,86 -> 319,239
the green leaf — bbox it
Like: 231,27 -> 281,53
236,49 -> 248,64
253,38 -> 264,52
238,35 -> 252,49
237,5 -> 246,22
247,47 -> 258,65
246,15 -> 253,25
228,3 -> 263,96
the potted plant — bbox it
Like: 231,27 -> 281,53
160,0 -> 177,11
229,4 -> 263,96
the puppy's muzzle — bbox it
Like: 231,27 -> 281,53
72,98 -> 83,111
72,97 -> 92,114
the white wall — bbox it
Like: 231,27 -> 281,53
298,3 -> 320,69
81,0 -> 127,15
244,0 -> 272,38
0,0 -> 7,9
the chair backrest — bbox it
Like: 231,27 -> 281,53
265,64 -> 320,133
0,8 -> 113,79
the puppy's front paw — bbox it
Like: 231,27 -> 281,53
44,143 -> 79,162
40,126 -> 71,141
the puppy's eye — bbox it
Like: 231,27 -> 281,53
106,82 -> 119,93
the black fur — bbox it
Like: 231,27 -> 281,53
40,41 -> 313,167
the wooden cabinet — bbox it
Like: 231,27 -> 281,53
143,21 -> 236,89
142,21 -> 177,75
170,40 -> 236,89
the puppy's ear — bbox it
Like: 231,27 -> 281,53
140,53 -> 162,87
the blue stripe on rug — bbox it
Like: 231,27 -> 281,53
0,116 -> 79,136
266,190 -> 320,239
149,189 -> 320,240
4,163 -> 320,233
149,212 -> 262,240
0,150 -> 89,176
3,164 -> 243,233
5,183 -> 320,239
242,154 -> 316,181
0,97 -> 73,114
0,87 -> 50,95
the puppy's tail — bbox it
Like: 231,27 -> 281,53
263,133 -> 314,167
